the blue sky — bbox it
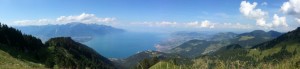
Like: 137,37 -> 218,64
0,0 -> 299,32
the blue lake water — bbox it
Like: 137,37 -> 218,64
83,32 -> 166,58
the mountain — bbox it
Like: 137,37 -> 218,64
166,30 -> 282,58
169,40 -> 213,58
149,27 -> 300,69
44,37 -> 115,68
209,27 -> 300,68
155,31 -> 212,52
156,31 -> 218,52
248,27 -> 300,62
199,32 -> 239,54
113,50 -> 179,69
165,32 -> 237,57
233,30 -> 282,47
209,32 -> 238,41
16,22 -> 124,42
164,32 -> 236,58
0,23 -> 116,69
268,30 -> 282,37
251,28 -> 300,50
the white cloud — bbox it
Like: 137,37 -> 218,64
273,14 -> 288,27
281,0 -> 300,17
295,18 -> 300,24
14,19 -> 55,26
240,1 -> 288,28
56,13 -> 115,23
281,0 -> 300,24
240,1 -> 269,28
256,18 -> 269,27
153,21 -> 177,27
240,1 -> 268,19
186,20 -> 215,28
281,2 -> 292,13
185,21 -> 254,29
130,20 -> 255,30
200,20 -> 215,28
135,21 -> 178,27
254,14 -> 288,28
132,20 -> 216,29
14,13 -> 115,26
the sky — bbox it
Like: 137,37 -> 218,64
0,0 -> 300,33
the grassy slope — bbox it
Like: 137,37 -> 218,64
149,61 -> 180,69
238,36 -> 254,41
192,29 -> 300,69
148,29 -> 300,69
0,50 -> 45,69
248,40 -> 300,60
149,40 -> 300,69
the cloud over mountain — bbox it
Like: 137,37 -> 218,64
56,13 -> 115,23
14,13 -> 115,26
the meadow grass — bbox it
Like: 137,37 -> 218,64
0,50 -> 46,69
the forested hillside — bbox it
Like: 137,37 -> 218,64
0,23 -> 116,69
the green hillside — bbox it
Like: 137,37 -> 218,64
214,29 -> 300,68
232,30 -> 282,48
149,61 -> 180,69
0,23 -> 116,69
149,27 -> 300,69
114,50 -> 181,69
167,30 -> 281,59
0,46 -> 45,69
44,37 -> 115,69
169,40 -> 232,58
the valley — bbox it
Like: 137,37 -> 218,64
1,0 -> 300,69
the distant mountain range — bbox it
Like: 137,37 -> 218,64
156,32 -> 239,53
148,27 -> 300,69
155,31 -> 213,52
165,30 -> 283,58
15,22 -> 124,42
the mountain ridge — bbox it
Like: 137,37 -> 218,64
15,22 -> 124,42
166,30 -> 282,58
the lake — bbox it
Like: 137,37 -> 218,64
83,32 -> 166,58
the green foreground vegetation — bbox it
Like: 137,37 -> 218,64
0,48 -> 45,69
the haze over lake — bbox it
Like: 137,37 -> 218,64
84,32 -> 167,58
